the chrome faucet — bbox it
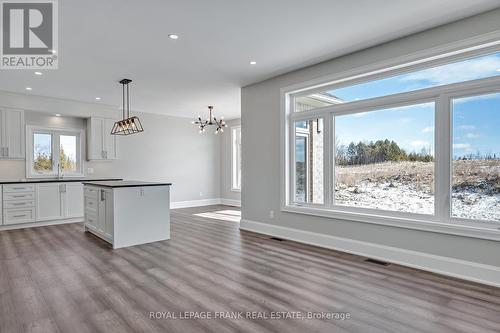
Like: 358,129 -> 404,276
57,163 -> 63,180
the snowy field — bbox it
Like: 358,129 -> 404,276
335,161 -> 500,222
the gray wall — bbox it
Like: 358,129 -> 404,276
241,8 -> 500,267
0,91 -> 221,203
220,118 -> 241,202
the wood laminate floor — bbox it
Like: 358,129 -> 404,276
1,205 -> 500,333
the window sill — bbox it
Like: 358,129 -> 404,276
282,204 -> 500,242
231,188 -> 241,193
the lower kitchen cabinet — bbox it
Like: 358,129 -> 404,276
36,183 -> 84,221
84,186 -> 113,242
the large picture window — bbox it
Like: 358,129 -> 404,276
286,46 -> 500,234
27,126 -> 84,178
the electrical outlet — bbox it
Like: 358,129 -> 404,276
269,210 -> 274,219
199,192 -> 203,197
87,167 -> 94,174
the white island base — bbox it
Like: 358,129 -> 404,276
83,181 -> 171,249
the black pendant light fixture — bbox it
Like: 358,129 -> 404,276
192,106 -> 227,134
111,79 -> 144,135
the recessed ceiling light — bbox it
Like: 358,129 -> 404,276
168,34 -> 179,40
25,87 -> 32,91
55,113 -> 62,117
49,49 -> 56,54
249,61 -> 257,65
34,71 -> 42,76
95,97 -> 101,100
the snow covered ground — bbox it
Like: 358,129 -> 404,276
335,161 -> 500,222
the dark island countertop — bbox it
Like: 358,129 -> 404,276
0,178 -> 123,185
82,181 -> 172,188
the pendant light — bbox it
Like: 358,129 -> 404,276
192,106 -> 227,134
111,79 -> 144,135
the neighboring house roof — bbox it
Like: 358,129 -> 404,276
295,92 -> 344,111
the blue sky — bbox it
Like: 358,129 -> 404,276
325,51 -> 500,159
34,134 -> 76,161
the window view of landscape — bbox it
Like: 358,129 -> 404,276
334,103 -> 435,214
60,135 -> 77,172
452,93 -> 500,222
295,119 -> 324,204
33,133 -> 53,173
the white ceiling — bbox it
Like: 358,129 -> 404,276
1,0 -> 499,119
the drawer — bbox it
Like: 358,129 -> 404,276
3,192 -> 35,201
3,200 -> 35,209
4,208 -> 36,225
84,212 -> 97,229
3,184 -> 36,193
84,187 -> 98,199
85,196 -> 98,213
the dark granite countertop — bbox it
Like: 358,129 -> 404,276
0,178 -> 123,185
82,181 -> 172,188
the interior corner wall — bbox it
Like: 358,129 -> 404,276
220,118 -> 241,204
0,91 -> 221,204
240,8 -> 500,276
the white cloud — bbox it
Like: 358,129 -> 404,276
400,55 -> 500,85
457,125 -> 475,130
399,117 -> 413,123
421,126 -> 434,133
411,140 -> 430,149
352,112 -> 368,118
453,143 -> 472,151
465,133 -> 480,139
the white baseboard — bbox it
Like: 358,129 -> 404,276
171,198 -> 241,209
221,198 -> 241,207
170,198 -> 222,209
240,219 -> 500,288
0,217 -> 84,232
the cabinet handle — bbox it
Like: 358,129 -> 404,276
12,195 -> 27,198
101,189 -> 105,201
12,203 -> 26,206
13,214 -> 27,218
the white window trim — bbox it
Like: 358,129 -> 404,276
280,36 -> 500,242
231,125 -> 242,192
26,125 -> 85,179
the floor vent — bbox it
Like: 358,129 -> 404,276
364,258 -> 390,266
270,237 -> 285,241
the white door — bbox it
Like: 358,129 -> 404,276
3,109 -> 24,159
36,184 -> 63,221
64,183 -> 84,218
103,118 -> 117,159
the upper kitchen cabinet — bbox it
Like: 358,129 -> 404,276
0,109 -> 25,159
87,117 -> 118,160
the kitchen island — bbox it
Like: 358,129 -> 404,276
82,181 -> 172,249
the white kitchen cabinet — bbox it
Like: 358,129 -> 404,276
36,184 -> 63,221
87,117 -> 118,160
64,183 -> 84,218
0,109 -> 25,159
3,184 -> 35,225
84,182 -> 170,249
36,183 -> 84,221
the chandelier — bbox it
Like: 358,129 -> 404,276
111,79 -> 144,135
192,106 -> 227,134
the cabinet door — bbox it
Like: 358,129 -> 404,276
36,184 -> 63,221
64,183 -> 84,218
97,189 -> 106,234
88,118 -> 104,160
1,109 -> 24,159
104,189 -> 114,239
103,118 -> 117,159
